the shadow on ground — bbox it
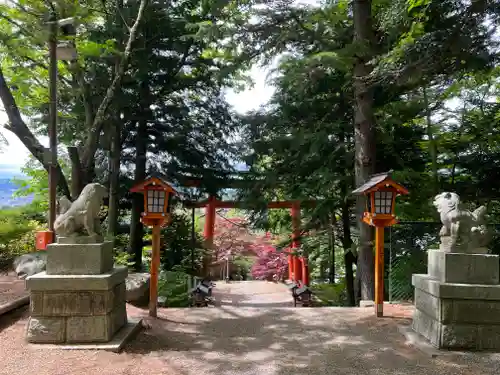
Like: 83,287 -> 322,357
0,306 -> 28,334
123,304 -> 500,375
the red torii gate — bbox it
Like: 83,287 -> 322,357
187,197 -> 312,286
181,172 -> 313,285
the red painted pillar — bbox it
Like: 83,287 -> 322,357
288,249 -> 293,281
291,202 -> 302,283
301,256 -> 309,286
203,195 -> 216,276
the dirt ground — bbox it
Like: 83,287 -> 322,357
1,281 -> 500,375
0,272 -> 28,308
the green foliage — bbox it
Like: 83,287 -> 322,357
158,270 -> 191,307
311,280 -> 348,307
113,249 -> 135,268
0,206 -> 46,271
160,210 -> 205,274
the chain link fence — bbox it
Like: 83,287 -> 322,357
387,221 -> 500,303
387,222 -> 440,303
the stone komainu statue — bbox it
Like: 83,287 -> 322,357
54,183 -> 108,237
433,192 -> 490,253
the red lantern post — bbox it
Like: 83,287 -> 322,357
352,171 -> 409,317
130,175 -> 177,317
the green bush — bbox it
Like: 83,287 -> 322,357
311,279 -> 348,306
158,270 -> 190,307
0,206 -> 46,271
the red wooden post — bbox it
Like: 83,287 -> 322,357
288,250 -> 293,281
375,226 -> 384,317
149,224 -> 161,317
291,201 -> 302,283
203,195 -> 216,276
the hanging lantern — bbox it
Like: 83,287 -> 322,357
352,170 -> 409,227
130,174 -> 178,227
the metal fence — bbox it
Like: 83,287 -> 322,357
387,222 -> 440,303
387,221 -> 500,303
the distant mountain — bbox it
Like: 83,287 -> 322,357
0,165 -> 33,208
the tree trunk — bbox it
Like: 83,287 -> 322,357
423,86 -> 439,195
129,79 -> 150,271
67,147 -> 83,200
106,0 -> 126,244
107,120 -> 121,241
328,213 -> 335,284
353,0 -> 376,302
341,176 -> 356,307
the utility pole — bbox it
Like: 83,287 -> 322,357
48,10 -> 58,233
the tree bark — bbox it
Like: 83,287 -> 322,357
67,146 -> 83,200
353,0 -> 376,302
423,86 -> 438,195
107,120 -> 121,241
341,198 -> 356,307
129,78 -> 150,271
328,213 -> 335,284
0,67 -> 71,199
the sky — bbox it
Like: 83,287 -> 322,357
0,63 -> 275,173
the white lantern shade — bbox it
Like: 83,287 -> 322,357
374,191 -> 394,214
147,189 -> 166,213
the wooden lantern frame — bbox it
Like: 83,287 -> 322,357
130,175 -> 178,227
353,171 -> 409,228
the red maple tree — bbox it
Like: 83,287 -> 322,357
250,234 -> 289,281
210,214 -> 289,280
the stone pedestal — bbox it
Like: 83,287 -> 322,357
25,236 -> 139,348
412,250 -> 500,350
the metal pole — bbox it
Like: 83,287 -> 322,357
48,12 -> 58,233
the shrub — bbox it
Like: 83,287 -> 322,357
0,206 -> 45,271
311,279 -> 348,306
158,270 -> 190,307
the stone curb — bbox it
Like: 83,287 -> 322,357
0,295 -> 30,316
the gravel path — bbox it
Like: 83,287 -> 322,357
0,281 -> 499,375
0,272 -> 28,310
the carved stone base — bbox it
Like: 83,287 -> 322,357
26,267 -> 128,344
412,274 -> 500,350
